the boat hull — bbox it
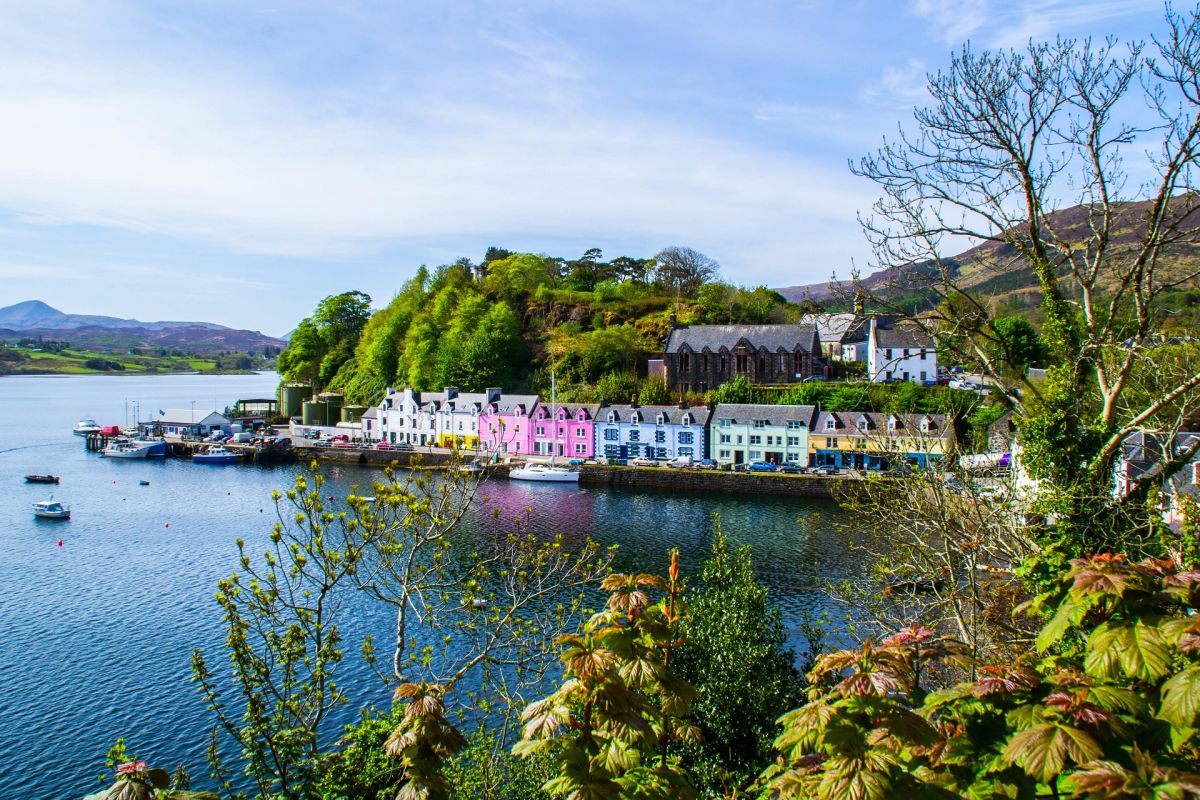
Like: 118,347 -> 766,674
509,466 -> 580,483
24,475 -> 60,484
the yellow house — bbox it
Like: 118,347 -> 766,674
810,411 -> 954,470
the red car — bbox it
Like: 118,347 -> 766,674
375,442 -> 394,450
332,440 -> 353,448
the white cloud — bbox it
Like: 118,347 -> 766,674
860,59 -> 930,107
911,0 -> 989,43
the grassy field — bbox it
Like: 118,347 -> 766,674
1,347 -> 244,376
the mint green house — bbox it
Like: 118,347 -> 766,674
710,403 -> 817,467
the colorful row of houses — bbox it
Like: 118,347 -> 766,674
360,387 -> 955,470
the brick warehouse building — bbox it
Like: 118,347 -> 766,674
661,324 -> 823,393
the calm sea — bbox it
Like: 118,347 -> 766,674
0,373 -> 867,798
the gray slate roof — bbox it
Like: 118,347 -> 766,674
799,313 -> 870,345
600,405 -> 712,425
665,324 -> 819,354
815,411 -> 950,436
360,406 -> 378,420
872,322 -> 934,349
712,403 -> 816,427
488,394 -> 540,415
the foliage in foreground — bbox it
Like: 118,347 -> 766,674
763,555 -> 1200,799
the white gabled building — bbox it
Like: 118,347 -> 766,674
371,387 -> 499,449
594,405 -> 710,462
867,319 -> 938,384
145,409 -> 230,438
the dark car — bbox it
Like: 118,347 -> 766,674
696,458 -> 718,470
748,461 -> 778,473
811,465 -> 839,476
778,463 -> 803,474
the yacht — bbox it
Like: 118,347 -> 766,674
193,446 -> 241,464
509,463 -> 580,483
32,499 -> 70,519
73,418 -> 102,436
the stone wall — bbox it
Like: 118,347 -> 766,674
578,465 -> 863,499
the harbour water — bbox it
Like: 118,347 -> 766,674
0,373 -> 870,798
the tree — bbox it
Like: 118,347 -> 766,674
850,5 -> 1200,571
653,247 -> 719,298
672,522 -> 805,796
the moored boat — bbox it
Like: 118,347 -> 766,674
73,418 -> 102,436
508,463 -> 580,483
193,446 -> 241,464
32,499 -> 70,519
24,474 -> 60,484
102,439 -> 149,458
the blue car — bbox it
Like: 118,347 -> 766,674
748,461 -> 778,473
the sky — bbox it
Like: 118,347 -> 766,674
0,0 -> 1169,336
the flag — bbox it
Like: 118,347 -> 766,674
158,409 -> 165,416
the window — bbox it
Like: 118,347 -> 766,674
787,453 -> 800,461
826,437 -> 836,448
607,412 -> 616,423
885,348 -> 893,359
576,428 -> 585,438
605,444 -> 620,457
719,434 -> 731,444
719,418 -> 732,427
787,421 -> 803,430
787,436 -> 800,446
857,418 -> 868,432
920,371 -> 927,382
628,429 -> 640,442
702,354 -> 709,371
655,430 -> 666,443
758,356 -> 766,373
750,451 -> 763,460
736,354 -> 748,372
778,353 -> 786,370
719,449 -> 731,459
536,426 -> 545,436
681,415 -> 691,426
749,435 -> 762,445
736,435 -> 743,444
903,348 -> 910,358
753,420 -> 766,428
720,355 -> 728,371
678,431 -> 694,444
888,417 -> 898,431
574,443 -> 587,455
680,352 -> 690,372
656,414 -> 665,425
825,418 -> 836,431
679,446 -> 693,457
604,428 -> 619,441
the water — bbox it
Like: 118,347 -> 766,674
0,373 -> 866,798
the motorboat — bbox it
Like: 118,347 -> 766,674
193,446 -> 241,464
24,474 -> 60,484
508,463 -> 580,483
102,438 -> 168,458
73,418 -> 102,436
32,499 -> 70,519
453,460 -> 485,475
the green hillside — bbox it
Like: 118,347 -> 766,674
277,248 -> 816,406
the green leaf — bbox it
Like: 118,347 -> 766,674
1084,622 -> 1124,680
1160,666 -> 1200,729
1036,594 -> 1091,652
1119,620 -> 1172,682
1002,723 -> 1101,784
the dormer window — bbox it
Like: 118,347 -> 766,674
753,420 -> 766,429
856,418 -> 868,432
787,420 -> 803,430
656,413 -> 666,426
920,417 -> 932,433
607,411 -> 616,423
681,414 -> 692,426
718,418 -> 731,428
825,418 -> 836,431
632,412 -> 642,425
887,416 -> 898,432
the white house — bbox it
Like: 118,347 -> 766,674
145,409 -> 230,438
372,387 -> 500,448
867,319 -> 938,383
594,405 -> 710,462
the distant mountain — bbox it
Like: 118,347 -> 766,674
0,301 -> 286,353
0,300 -> 229,332
775,198 -> 1200,307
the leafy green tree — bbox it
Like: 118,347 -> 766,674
673,523 -> 804,796
990,316 -> 1045,373
653,246 -> 719,298
594,371 -> 641,404
639,375 -> 671,405
277,318 -> 324,386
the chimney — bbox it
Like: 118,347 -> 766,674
444,387 -> 459,400
486,387 -> 501,404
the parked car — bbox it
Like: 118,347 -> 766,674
695,458 -> 718,470
330,434 -> 349,443
312,439 -> 332,448
811,465 -> 839,476
303,430 -> 320,439
748,461 -> 778,473
332,440 -> 353,449
665,456 -> 693,468
375,442 -> 395,450
568,458 -> 586,466
802,375 -> 825,383
230,432 -> 254,443
629,457 -> 658,467
778,463 -> 803,474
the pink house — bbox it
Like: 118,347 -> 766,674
531,404 -> 599,459
478,394 -> 539,455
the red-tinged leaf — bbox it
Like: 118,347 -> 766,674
1159,666 -> 1200,729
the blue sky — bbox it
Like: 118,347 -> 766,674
0,0 -> 1165,336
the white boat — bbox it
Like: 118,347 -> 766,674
73,418 -> 102,436
102,439 -> 151,459
32,499 -> 70,519
509,463 -> 580,482
509,371 -> 579,484
193,446 -> 241,464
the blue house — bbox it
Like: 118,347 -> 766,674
594,405 -> 711,462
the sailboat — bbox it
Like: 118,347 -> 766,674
509,372 -> 580,483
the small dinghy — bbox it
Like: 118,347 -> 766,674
24,474 -> 60,484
